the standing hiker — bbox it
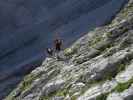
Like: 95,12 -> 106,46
54,38 -> 62,52
54,38 -> 64,60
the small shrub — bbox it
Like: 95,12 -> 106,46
64,48 -> 77,57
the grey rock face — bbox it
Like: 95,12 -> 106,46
5,0 -> 133,100
116,62 -> 133,83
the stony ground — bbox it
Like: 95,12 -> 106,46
5,0 -> 133,100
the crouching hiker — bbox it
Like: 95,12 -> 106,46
46,48 -> 53,57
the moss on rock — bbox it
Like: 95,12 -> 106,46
113,78 -> 133,92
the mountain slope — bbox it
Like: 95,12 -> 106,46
6,0 -> 133,100
0,0 -> 128,99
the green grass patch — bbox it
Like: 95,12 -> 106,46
117,63 -> 126,73
98,42 -> 113,52
20,73 -> 42,92
106,32 -> 113,38
39,84 -> 71,100
95,78 -> 133,100
89,35 -> 103,46
64,47 -> 77,57
113,78 -> 133,92
39,96 -> 49,100
6,73 -> 42,100
96,93 -> 108,100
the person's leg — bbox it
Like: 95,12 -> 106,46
56,45 -> 61,51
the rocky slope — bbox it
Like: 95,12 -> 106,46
0,1 -> 126,98
5,0 -> 133,100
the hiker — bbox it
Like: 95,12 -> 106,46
54,39 -> 62,52
46,48 -> 53,56
53,38 -> 64,60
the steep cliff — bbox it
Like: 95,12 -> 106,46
6,0 -> 133,100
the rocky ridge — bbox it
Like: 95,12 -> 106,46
5,0 -> 133,100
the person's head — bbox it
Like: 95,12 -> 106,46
56,39 -> 62,44
47,48 -> 51,51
